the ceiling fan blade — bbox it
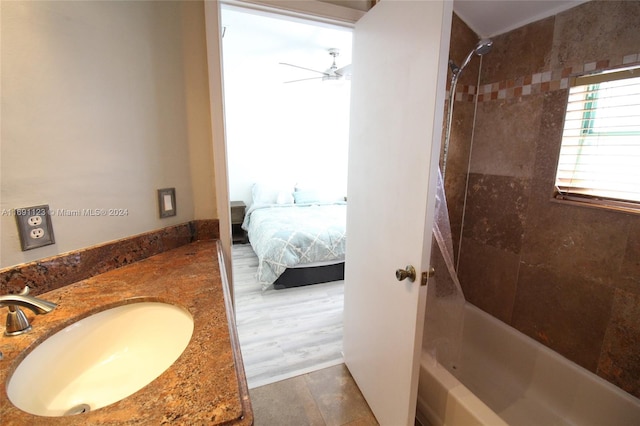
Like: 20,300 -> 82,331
336,63 -> 352,77
284,76 -> 324,84
279,62 -> 328,76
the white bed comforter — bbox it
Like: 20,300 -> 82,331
242,203 -> 346,288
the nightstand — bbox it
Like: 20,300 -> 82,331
230,201 -> 248,244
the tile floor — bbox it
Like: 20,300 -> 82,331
248,363 -> 379,425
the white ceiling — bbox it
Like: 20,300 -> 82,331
219,0 -> 591,80
454,0 -> 590,38
221,5 -> 353,83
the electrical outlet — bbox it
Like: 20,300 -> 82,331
28,215 -> 43,226
30,228 -> 45,239
15,205 -> 55,251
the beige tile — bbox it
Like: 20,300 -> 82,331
532,90 -> 568,184
249,375 -> 325,426
305,365 -> 378,426
249,364 -> 379,426
519,201 -> 630,282
512,264 -> 615,372
551,1 -> 640,70
481,17 -> 555,84
470,94 -> 544,178
445,100 -> 475,175
461,173 -> 531,255
619,221 -> 640,296
342,413 -> 380,426
457,237 -> 520,323
598,289 -> 640,398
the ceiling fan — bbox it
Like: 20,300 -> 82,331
279,48 -> 352,84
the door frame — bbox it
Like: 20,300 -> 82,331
204,0 -> 365,292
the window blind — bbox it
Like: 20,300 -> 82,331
555,67 -> 640,207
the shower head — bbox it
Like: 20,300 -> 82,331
474,39 -> 493,56
444,38 -> 493,180
450,38 -> 494,77
458,38 -> 493,72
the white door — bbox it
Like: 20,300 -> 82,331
343,1 -> 452,424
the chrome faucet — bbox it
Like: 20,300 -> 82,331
0,286 -> 57,336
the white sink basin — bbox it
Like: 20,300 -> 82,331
7,301 -> 194,417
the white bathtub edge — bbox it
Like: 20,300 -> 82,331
417,351 -> 508,426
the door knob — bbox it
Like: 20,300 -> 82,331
395,265 -> 416,282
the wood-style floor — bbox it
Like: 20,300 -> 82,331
232,243 -> 345,389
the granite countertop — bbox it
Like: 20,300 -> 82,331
0,240 -> 252,425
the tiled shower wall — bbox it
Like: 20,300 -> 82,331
444,1 -> 640,398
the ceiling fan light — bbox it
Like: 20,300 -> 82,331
323,76 -> 345,87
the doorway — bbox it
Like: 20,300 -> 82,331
219,4 -> 353,389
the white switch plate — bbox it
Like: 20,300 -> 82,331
157,188 -> 176,218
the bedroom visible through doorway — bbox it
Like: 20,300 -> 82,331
220,4 -> 353,388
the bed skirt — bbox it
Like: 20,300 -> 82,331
273,262 -> 345,289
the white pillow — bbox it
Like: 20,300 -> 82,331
276,191 -> 294,204
293,188 -> 344,204
295,180 -> 345,203
251,182 -> 294,206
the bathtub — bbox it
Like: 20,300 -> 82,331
417,303 -> 640,426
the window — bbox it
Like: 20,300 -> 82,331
555,66 -> 640,213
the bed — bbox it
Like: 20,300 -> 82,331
242,183 -> 347,290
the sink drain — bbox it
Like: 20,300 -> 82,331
64,403 -> 91,416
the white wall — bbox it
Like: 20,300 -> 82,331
0,1 -> 214,268
221,7 -> 352,206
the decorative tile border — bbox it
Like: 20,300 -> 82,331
450,51 -> 640,103
0,219 -> 219,296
